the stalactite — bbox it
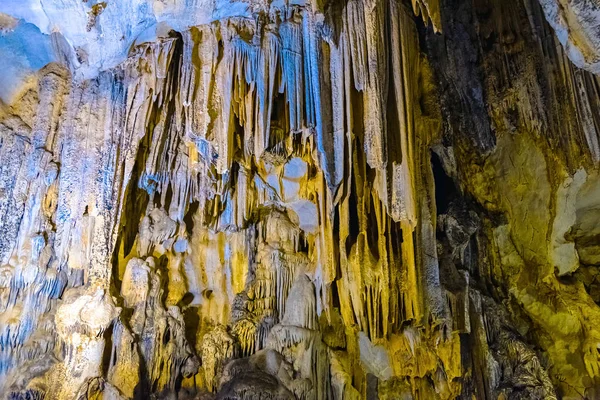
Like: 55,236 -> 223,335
2,0 -> 600,398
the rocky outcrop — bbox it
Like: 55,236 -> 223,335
1,0 -> 600,399
537,0 -> 600,73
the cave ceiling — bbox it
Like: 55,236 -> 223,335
1,0 -> 600,399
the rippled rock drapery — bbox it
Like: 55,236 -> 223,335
1,0 -> 600,399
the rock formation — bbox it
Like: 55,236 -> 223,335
1,0 -> 600,398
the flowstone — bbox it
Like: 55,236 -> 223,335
1,0 -> 600,398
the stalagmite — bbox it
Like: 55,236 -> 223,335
2,0 -> 600,398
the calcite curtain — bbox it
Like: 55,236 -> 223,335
1,0 -> 600,399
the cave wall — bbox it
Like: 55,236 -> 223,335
1,0 -> 600,399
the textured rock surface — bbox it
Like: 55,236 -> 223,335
537,0 -> 600,73
1,0 -> 600,399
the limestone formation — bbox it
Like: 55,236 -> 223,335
1,0 -> 600,399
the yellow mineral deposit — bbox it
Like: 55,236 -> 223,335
0,0 -> 600,399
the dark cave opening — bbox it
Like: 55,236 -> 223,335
430,150 -> 457,215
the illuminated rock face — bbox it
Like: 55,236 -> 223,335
1,0 -> 600,399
